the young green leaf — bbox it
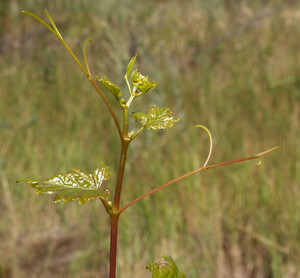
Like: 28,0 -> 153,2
132,106 -> 180,130
17,164 -> 111,204
126,54 -> 137,79
131,69 -> 159,95
146,255 -> 186,278
131,111 -> 148,126
97,77 -> 122,99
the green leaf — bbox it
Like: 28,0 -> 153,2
97,77 -> 122,99
146,255 -> 186,278
17,164 -> 111,204
126,54 -> 137,79
132,106 -> 180,130
131,111 -> 148,126
131,69 -> 158,94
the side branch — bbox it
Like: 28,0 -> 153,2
119,146 -> 279,214
23,10 -> 123,140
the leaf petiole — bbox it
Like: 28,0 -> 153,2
125,75 -> 132,95
126,95 -> 135,108
130,126 -> 145,140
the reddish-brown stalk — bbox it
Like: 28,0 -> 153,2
119,146 -> 278,214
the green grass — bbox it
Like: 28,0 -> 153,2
1,0 -> 299,277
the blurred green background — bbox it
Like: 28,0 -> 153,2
0,0 -> 299,277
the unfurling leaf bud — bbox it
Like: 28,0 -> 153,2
131,69 -> 159,95
126,54 -> 137,79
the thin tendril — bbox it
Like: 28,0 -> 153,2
22,11 -> 57,37
83,39 -> 92,76
255,146 -> 279,157
44,9 -> 63,39
195,125 -> 213,167
254,145 -> 279,166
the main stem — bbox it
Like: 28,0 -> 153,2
113,140 -> 130,210
109,139 -> 130,278
109,214 -> 119,278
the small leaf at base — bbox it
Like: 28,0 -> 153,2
146,255 -> 186,278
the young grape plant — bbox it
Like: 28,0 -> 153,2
17,10 -> 278,278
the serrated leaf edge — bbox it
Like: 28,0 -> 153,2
17,165 -> 111,204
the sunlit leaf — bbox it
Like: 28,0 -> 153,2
132,106 -> 180,130
17,164 -> 111,204
97,77 -> 122,99
146,255 -> 186,278
131,69 -> 158,94
126,54 -> 137,78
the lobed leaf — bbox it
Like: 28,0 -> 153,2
146,255 -> 186,278
17,164 -> 111,204
131,69 -> 158,94
97,77 -> 122,99
132,106 -> 180,130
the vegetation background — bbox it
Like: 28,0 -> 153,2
0,0 -> 299,277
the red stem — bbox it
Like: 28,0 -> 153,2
108,140 -> 129,278
109,214 -> 119,278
